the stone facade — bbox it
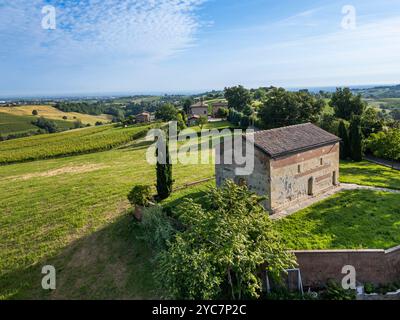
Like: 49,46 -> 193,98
215,124 -> 341,213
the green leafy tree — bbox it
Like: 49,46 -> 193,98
367,129 -> 400,163
155,103 -> 178,121
224,85 -> 252,112
349,115 -> 363,161
338,120 -> 350,160
330,88 -> 366,120
182,98 -> 193,115
156,181 -> 296,300
361,108 -> 384,138
176,113 -> 187,131
156,136 -> 173,201
216,107 -> 229,118
258,88 -> 324,129
391,109 -> 400,121
197,115 -> 208,130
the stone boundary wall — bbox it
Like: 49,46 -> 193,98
293,245 -> 400,287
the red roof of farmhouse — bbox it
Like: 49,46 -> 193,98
249,123 -> 341,158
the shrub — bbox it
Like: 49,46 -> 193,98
364,283 -> 376,294
32,117 -> 58,133
128,185 -> 153,207
136,206 -> 177,252
320,280 -> 356,300
32,110 -> 38,116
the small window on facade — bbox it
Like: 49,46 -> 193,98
298,164 -> 301,173
320,158 -> 323,165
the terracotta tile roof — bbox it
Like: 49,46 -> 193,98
250,123 -> 340,158
191,101 -> 208,108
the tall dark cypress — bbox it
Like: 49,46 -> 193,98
156,135 -> 173,201
338,120 -> 350,160
349,115 -> 363,162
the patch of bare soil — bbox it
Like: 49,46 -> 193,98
9,164 -> 108,181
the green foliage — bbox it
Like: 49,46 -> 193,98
318,113 -> 340,135
364,283 -> 376,294
32,117 -> 58,133
156,136 -> 173,201
361,108 -> 384,138
391,109 -> 400,120
338,120 -> 350,160
136,206 -> 177,252
224,85 -> 252,112
32,110 -> 38,116
182,98 -> 193,114
258,88 -> 324,129
216,107 -> 229,118
156,180 -> 296,300
349,115 -> 363,161
0,124 -> 151,164
320,280 -> 356,300
155,103 -> 178,121
367,129 -> 400,162
227,108 -> 243,126
330,88 -> 366,120
197,115 -> 208,129
128,185 -> 153,207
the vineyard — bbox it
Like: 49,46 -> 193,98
0,124 -> 153,165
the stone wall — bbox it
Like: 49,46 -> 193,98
216,145 -> 272,209
294,245 -> 400,287
270,143 -> 340,212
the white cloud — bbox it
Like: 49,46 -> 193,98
0,0 -> 207,62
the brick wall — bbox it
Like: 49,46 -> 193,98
294,245 -> 400,287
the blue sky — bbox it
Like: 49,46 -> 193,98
1,0 -> 400,96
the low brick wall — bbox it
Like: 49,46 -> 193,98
294,245 -> 400,287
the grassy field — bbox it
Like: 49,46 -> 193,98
0,105 -> 113,125
1,123 -> 399,299
275,190 -> 400,250
0,112 -> 75,136
0,124 -> 154,164
0,131 -> 215,299
340,160 -> 400,190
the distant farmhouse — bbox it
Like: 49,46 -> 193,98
190,101 -> 208,116
136,112 -> 151,123
211,101 -> 228,117
216,123 -> 341,213
187,114 -> 201,127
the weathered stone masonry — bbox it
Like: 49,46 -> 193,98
216,123 -> 341,213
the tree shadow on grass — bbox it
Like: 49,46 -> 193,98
0,212 -> 160,300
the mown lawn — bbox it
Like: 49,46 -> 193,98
275,190 -> 400,250
0,136 -> 215,299
340,160 -> 400,190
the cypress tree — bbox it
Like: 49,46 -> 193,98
349,115 -> 363,162
338,120 -> 350,160
156,135 -> 173,201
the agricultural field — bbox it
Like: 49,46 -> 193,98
0,124 -> 153,164
0,105 -> 113,126
0,133 -> 215,299
0,112 -> 75,136
1,119 -> 399,299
